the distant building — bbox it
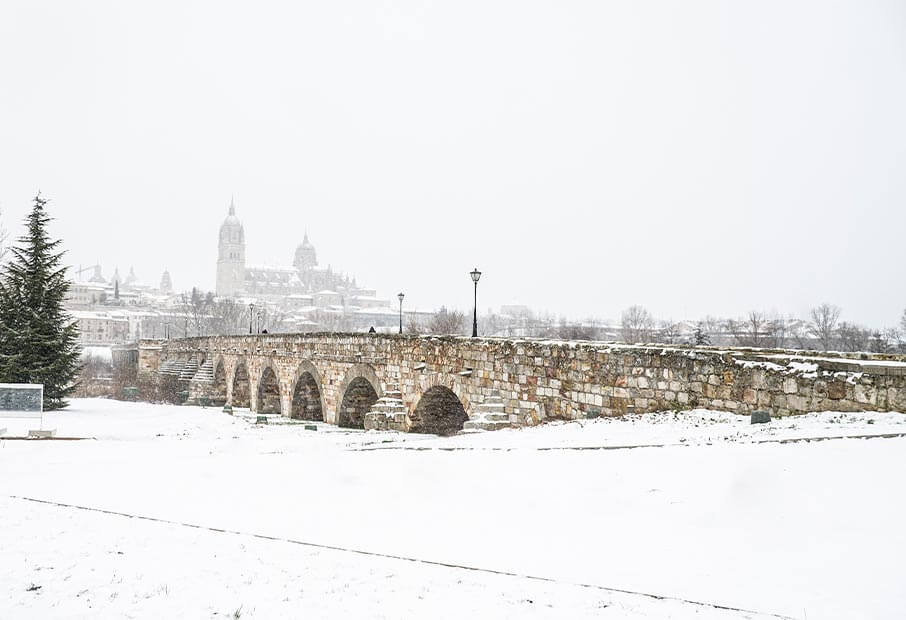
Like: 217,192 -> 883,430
88,264 -> 106,284
124,266 -> 138,287
159,269 -> 173,294
214,199 -> 386,305
70,311 -> 130,345
66,282 -> 107,308
500,305 -> 533,318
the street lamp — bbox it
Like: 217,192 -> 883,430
256,310 -> 261,335
249,303 -> 254,334
397,292 -> 405,334
470,268 -> 481,338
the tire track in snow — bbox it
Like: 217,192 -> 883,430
9,494 -> 794,620
351,431 -> 906,452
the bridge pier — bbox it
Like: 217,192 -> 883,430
280,391 -> 292,418
225,372 -> 233,409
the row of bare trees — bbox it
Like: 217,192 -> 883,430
405,306 -> 601,340
618,302 -> 906,353
175,293 -> 290,337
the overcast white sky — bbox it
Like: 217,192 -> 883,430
1,1 -> 904,326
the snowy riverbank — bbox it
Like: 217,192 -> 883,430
2,399 -> 904,618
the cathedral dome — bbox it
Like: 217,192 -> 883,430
293,232 -> 317,270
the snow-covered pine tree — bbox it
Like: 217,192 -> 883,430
0,194 -> 80,409
693,322 -> 711,346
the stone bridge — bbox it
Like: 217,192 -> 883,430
142,333 -> 906,434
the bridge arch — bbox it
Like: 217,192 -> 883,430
212,356 -> 227,406
257,361 -> 282,415
410,385 -> 469,435
232,360 -> 251,409
337,364 -> 382,429
290,360 -> 325,421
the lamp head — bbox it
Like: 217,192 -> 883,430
470,268 -> 482,283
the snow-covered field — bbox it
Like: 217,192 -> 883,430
2,399 -> 905,619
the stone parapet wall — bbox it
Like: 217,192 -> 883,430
155,333 -> 906,427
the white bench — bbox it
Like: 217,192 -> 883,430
0,383 -> 53,438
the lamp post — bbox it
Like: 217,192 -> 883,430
249,304 -> 254,334
397,292 -> 405,334
256,310 -> 261,335
470,268 -> 481,338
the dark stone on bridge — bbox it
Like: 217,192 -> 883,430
291,372 -> 323,421
751,410 -> 771,424
339,377 -> 378,429
410,386 -> 469,435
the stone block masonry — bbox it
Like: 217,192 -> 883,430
142,334 -> 906,433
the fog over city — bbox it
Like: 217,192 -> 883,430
1,1 -> 904,326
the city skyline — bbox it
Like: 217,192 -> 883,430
0,191 -> 896,330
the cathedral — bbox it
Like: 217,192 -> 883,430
215,199 -> 364,299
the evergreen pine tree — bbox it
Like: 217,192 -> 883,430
693,322 -> 711,347
0,194 -> 81,409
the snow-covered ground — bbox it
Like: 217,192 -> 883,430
2,399 -> 905,619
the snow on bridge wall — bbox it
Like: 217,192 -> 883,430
143,334 -> 906,429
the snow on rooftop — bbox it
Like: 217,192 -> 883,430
245,265 -> 298,273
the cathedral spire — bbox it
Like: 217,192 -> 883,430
229,195 -> 236,215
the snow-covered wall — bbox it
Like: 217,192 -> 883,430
146,335 -> 906,428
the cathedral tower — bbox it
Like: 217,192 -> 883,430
216,198 -> 246,297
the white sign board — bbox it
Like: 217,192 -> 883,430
0,383 -> 44,420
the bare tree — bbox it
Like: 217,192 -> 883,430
787,320 -> 812,350
901,309 -> 906,337
406,316 -> 422,335
809,303 -> 841,351
620,305 -> 654,344
723,312 -> 767,347
745,311 -> 769,347
427,306 -> 468,335
723,318 -> 744,346
868,328 -> 900,354
765,315 -> 788,349
180,288 -> 208,337
659,320 -> 681,344
837,321 -> 869,352
262,305 -> 290,333
207,298 -> 248,335
557,320 -> 596,341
